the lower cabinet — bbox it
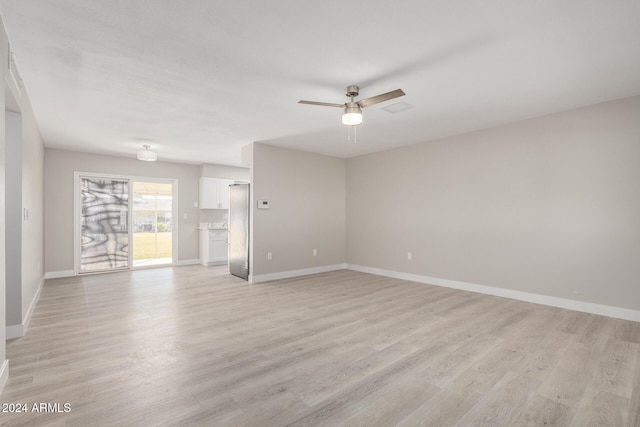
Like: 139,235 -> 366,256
200,229 -> 228,266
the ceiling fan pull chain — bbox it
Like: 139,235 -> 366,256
346,125 -> 357,143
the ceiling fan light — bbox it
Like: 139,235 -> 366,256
342,103 -> 363,126
137,144 -> 158,162
342,112 -> 363,126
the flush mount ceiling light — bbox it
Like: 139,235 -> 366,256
299,85 -> 405,126
136,144 -> 157,162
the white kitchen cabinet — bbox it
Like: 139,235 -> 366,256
200,229 -> 228,266
199,178 -> 234,209
199,178 -> 216,209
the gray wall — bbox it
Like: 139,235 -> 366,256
347,96 -> 640,311
5,110 -> 21,326
44,149 -> 201,273
3,89 -> 45,332
1,16 -> 47,375
20,93 -> 44,323
0,23 -> 7,370
252,143 -> 346,276
5,97 -> 45,331
0,19 -> 14,384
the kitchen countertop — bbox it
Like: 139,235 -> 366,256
197,227 -> 228,230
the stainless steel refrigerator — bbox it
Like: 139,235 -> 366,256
228,184 -> 250,280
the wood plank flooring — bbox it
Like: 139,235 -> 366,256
1,266 -> 639,426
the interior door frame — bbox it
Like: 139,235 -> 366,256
73,172 -> 179,275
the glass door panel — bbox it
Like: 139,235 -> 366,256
132,181 -> 173,266
79,177 -> 130,273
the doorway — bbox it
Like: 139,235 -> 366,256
75,173 -> 177,274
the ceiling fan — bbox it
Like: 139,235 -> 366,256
299,85 -> 406,126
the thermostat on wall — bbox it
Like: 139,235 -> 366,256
257,199 -> 270,209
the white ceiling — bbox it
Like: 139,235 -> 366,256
1,1 -> 639,166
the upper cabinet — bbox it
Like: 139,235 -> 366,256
199,178 -> 234,209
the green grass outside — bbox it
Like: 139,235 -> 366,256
133,232 -> 172,260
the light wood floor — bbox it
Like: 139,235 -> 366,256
1,266 -> 639,426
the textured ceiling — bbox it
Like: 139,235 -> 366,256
1,1 -> 639,165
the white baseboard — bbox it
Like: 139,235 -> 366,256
175,259 -> 201,266
6,277 -> 44,339
22,276 -> 44,336
347,264 -> 640,323
44,270 -> 74,279
251,263 -> 348,283
0,360 -> 8,395
200,260 -> 227,267
6,324 -> 23,340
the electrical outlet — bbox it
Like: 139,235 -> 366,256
313,249 -> 317,256
183,213 -> 188,219
194,201 -> 198,208
267,252 -> 272,260
222,212 -> 228,219
407,252 -> 412,260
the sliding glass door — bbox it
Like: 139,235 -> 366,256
77,174 -> 177,274
79,176 -> 130,273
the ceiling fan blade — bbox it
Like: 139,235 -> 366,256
357,89 -> 406,108
298,100 -> 345,108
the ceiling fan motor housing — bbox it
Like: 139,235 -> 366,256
344,102 -> 362,114
345,85 -> 360,98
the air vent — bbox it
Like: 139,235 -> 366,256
382,101 -> 414,114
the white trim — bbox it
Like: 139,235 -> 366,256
200,260 -> 227,267
251,263 -> 348,284
5,277 -> 44,339
347,264 -> 640,323
0,360 -> 9,395
6,324 -> 23,339
175,259 -> 201,266
21,277 -> 44,335
171,180 -> 179,265
73,172 -> 80,275
127,179 -> 133,269
44,270 -> 75,279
